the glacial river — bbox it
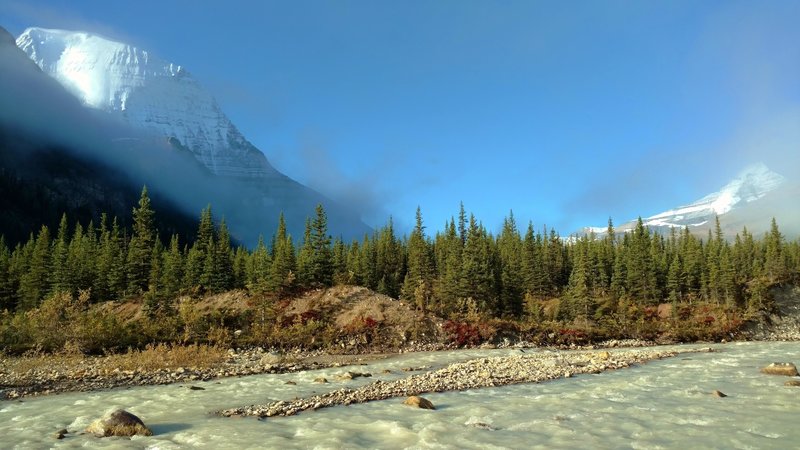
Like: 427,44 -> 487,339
1,341 -> 798,449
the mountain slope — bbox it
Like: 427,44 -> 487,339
0,26 -> 197,244
584,163 -> 795,238
16,27 -> 275,179
12,27 -> 371,244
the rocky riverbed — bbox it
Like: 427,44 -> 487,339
0,348 -> 387,400
0,339 -> 654,401
217,347 -> 708,418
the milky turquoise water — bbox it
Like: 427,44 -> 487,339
1,342 -> 798,449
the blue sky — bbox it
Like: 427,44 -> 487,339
2,0 -> 799,234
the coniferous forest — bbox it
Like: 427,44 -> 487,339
1,187 -> 798,354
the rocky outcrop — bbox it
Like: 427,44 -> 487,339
403,396 -> 435,410
760,362 -> 799,376
85,409 -> 152,437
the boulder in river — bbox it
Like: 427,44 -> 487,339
713,390 -> 727,397
336,371 -> 372,380
760,362 -> 799,376
403,396 -> 435,410
784,380 -> 800,387
85,409 -> 152,437
313,377 -> 328,384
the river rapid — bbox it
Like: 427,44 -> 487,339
1,341 -> 798,449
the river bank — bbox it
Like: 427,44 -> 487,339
0,346 -> 389,400
0,339 -> 653,400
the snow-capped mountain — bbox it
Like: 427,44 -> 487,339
12,27 -> 371,244
584,163 -> 789,237
16,27 -> 275,179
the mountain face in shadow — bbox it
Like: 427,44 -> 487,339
2,26 -> 371,246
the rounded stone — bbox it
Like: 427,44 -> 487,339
403,395 -> 435,410
85,409 -> 152,437
760,362 -> 799,376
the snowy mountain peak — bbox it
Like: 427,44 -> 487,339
584,163 -> 786,236
646,163 -> 785,226
16,27 -> 276,179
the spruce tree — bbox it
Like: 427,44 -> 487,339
309,204 -> 333,287
106,217 -> 127,298
18,226 -> 51,309
161,234 -> 184,300
296,218 -> 314,288
144,237 -> 165,313
763,218 -> 786,282
332,237 -> 349,285
375,218 -> 403,298
402,207 -> 434,310
50,214 -> 70,294
0,237 -> 14,310
127,187 -> 157,294
497,212 -> 524,317
268,214 -> 296,296
248,236 -> 271,294
210,218 -> 234,293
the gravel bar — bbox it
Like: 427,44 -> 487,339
217,347 -> 710,418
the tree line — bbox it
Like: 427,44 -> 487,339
1,187 -> 798,323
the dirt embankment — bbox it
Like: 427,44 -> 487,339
744,285 -> 800,341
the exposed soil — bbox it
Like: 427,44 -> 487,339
744,285 -> 800,341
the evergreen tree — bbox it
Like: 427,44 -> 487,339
106,217 -> 128,298
625,218 -> 657,304
210,218 -> 234,293
332,237 -> 349,285
402,207 -> 434,311
459,215 -> 493,313
497,211 -> 524,317
161,234 -> 184,300
763,218 -> 786,282
248,236 -> 271,294
562,236 -> 594,321
18,226 -> 51,309
50,214 -> 70,294
233,246 -> 249,289
296,218 -> 314,288
127,187 -> 157,294
268,213 -> 296,296
309,204 -> 334,287
144,237 -> 165,313
435,219 -> 462,315
666,253 -> 684,302
66,222 -> 95,295
375,218 -> 403,298
0,237 -> 14,310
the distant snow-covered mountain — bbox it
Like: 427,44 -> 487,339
13,27 -> 370,243
584,163 -> 793,237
